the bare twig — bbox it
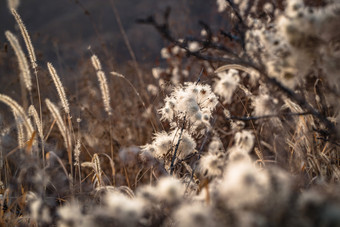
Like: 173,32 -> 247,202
136,15 -> 244,62
139,13 -> 336,138
226,111 -> 312,121
170,116 -> 186,175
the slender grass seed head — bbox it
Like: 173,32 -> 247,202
47,63 -> 70,114
11,9 -> 37,70
5,31 -> 32,91
7,0 -> 20,10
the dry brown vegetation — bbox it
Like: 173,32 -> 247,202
1,0 -> 340,226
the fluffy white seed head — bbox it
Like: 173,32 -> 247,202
228,147 -> 252,163
27,195 -> 51,224
161,47 -> 170,59
208,136 -> 225,155
252,94 -> 278,117
140,143 -> 157,162
188,41 -> 200,52
170,129 -> 196,159
219,161 -> 271,209
199,152 -> 225,177
147,84 -> 159,96
234,130 -> 255,153
156,177 -> 185,205
152,67 -> 165,79
174,202 -> 215,227
119,146 -> 139,164
136,184 -> 158,203
214,69 -> 240,104
105,191 -> 145,224
159,82 -> 218,130
263,2 -> 274,14
216,0 -> 228,12
151,131 -> 173,158
57,202 -> 84,227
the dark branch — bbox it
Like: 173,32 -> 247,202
226,112 -> 313,121
136,15 -> 243,61
137,10 -> 337,140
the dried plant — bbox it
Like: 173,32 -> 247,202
11,9 -> 37,71
5,31 -> 31,92
45,98 -> 70,149
47,63 -> 70,115
1,1 -> 340,226
91,54 -> 112,116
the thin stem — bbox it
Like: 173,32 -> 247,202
111,72 -> 157,132
109,0 -> 146,92
225,111 -> 312,121
33,70 -> 45,167
170,116 -> 186,175
186,118 -> 216,192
